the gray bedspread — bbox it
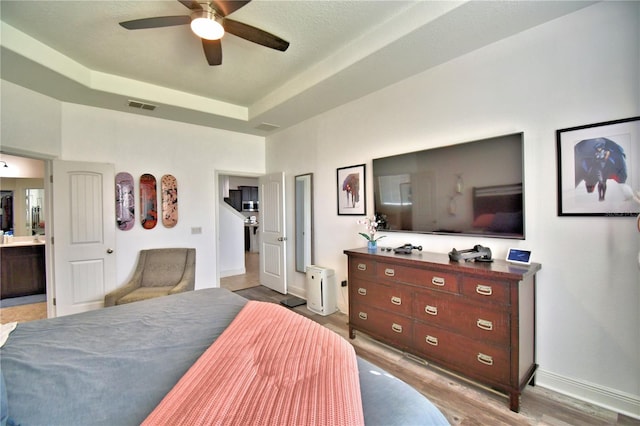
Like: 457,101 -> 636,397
1,288 -> 448,425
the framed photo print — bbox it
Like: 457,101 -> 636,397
556,116 -> 639,216
337,164 -> 366,215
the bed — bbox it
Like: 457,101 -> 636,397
1,288 -> 449,425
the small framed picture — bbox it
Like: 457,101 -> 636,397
337,164 -> 366,215
556,116 -> 639,216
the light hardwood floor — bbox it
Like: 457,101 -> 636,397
0,301 -> 47,323
3,283 -> 638,425
220,252 -> 260,292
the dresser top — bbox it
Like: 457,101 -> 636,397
344,247 -> 541,280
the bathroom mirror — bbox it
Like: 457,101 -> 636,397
0,190 -> 13,232
295,173 -> 313,273
26,188 -> 45,235
0,178 -> 45,236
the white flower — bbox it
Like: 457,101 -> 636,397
357,216 -> 386,242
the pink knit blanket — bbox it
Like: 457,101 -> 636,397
143,301 -> 364,426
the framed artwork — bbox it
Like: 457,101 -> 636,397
556,116 -> 639,216
337,164 -> 366,215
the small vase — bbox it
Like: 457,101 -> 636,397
367,240 -> 377,252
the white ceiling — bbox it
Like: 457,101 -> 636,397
0,1 -> 595,136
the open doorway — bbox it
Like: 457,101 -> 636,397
218,173 -> 260,292
220,252 -> 259,291
0,153 -> 48,321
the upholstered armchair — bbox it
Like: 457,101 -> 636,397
104,248 -> 196,307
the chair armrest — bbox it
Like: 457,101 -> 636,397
169,248 -> 196,295
104,281 -> 141,307
168,277 -> 193,295
104,252 -> 148,307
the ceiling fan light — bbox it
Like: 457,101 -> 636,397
190,11 -> 224,40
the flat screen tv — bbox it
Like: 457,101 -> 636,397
373,132 -> 524,239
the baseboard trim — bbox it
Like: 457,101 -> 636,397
536,369 -> 640,420
286,285 -> 305,300
219,268 -> 246,278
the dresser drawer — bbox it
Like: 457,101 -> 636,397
413,291 -> 510,345
413,322 -> 510,384
351,279 -> 412,316
349,257 -> 377,279
377,262 -> 459,293
461,276 -> 510,305
351,303 -> 413,347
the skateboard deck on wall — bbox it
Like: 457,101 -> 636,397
115,172 -> 135,231
140,173 -> 158,229
161,174 -> 178,228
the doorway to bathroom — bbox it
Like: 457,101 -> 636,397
0,153 -> 48,319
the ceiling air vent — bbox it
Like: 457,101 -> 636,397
128,100 -> 156,111
255,122 -> 280,132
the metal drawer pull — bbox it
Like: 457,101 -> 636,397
476,284 -> 493,296
476,319 -> 493,331
425,305 -> 438,316
384,268 -> 395,277
477,353 -> 494,366
357,263 -> 367,271
357,288 -> 367,296
425,335 -> 439,346
431,277 -> 445,286
391,296 -> 402,305
391,323 -> 403,333
358,312 -> 368,320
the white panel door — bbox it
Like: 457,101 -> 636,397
259,172 -> 286,294
52,160 -> 116,316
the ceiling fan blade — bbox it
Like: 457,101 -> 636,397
202,39 -> 223,66
177,0 -> 203,11
120,16 -> 190,30
210,0 -> 252,17
223,19 -> 289,51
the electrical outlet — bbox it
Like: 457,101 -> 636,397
191,227 -> 202,234
341,280 -> 348,287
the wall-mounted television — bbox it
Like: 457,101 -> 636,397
373,132 -> 525,239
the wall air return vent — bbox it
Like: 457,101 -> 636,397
128,100 -> 156,111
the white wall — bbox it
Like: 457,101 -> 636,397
1,82 -> 266,290
59,103 -> 266,290
1,80 -> 62,158
267,2 -> 639,418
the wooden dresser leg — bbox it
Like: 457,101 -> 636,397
349,326 -> 355,339
510,392 -> 520,412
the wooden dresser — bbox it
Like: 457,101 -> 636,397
344,247 -> 541,412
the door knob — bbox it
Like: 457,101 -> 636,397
106,248 -> 114,254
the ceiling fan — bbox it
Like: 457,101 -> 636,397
119,0 -> 289,66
